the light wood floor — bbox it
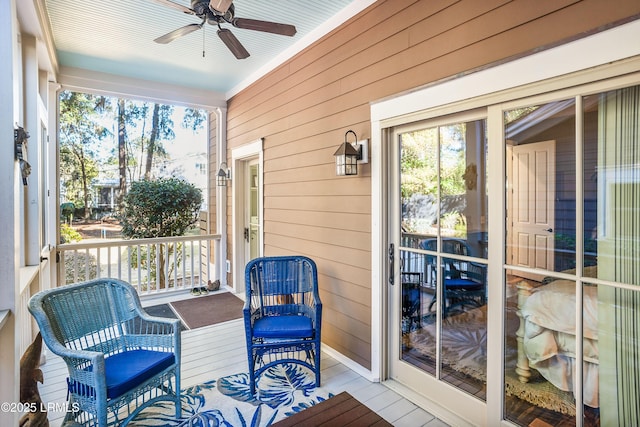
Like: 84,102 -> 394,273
39,318 -> 448,427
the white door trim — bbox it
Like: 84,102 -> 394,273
231,138 -> 263,294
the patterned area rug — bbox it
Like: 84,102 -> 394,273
131,364 -> 332,426
403,305 -> 577,416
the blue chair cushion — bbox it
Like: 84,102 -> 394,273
444,278 -> 484,291
253,315 -> 313,339
103,349 -> 175,399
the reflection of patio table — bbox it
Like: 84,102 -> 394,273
442,278 -> 485,308
429,277 -> 485,315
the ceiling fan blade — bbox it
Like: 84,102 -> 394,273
217,28 -> 249,59
233,18 -> 297,37
154,23 -> 202,44
209,0 -> 233,14
148,0 -> 194,15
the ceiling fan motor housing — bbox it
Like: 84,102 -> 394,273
191,1 -> 210,16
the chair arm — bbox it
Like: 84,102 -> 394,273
305,297 -> 322,329
127,311 -> 181,355
243,303 -> 259,327
468,262 -> 487,283
56,346 -> 104,368
135,310 -> 181,333
46,345 -> 107,400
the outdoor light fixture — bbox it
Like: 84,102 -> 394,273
333,130 -> 368,176
217,162 -> 231,186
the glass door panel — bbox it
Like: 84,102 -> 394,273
249,163 -> 260,260
503,98 -> 579,426
503,85 -> 640,426
395,116 -> 488,406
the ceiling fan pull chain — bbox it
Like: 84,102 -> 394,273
202,26 -> 205,58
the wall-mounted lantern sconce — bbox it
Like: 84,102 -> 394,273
217,162 -> 231,186
333,130 -> 368,176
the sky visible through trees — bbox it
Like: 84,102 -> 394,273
59,90 -> 208,222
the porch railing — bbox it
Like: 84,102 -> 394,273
57,234 -> 222,297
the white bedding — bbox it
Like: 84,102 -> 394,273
521,280 -> 599,408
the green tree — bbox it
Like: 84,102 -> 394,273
117,99 -> 128,208
182,108 -> 207,132
59,91 -> 110,220
144,103 -> 175,178
400,129 -> 438,199
119,178 -> 203,289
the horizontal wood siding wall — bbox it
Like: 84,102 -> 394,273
224,0 -> 640,370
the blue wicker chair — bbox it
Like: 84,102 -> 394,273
28,278 -> 181,426
243,256 -> 322,395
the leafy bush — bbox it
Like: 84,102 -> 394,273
119,177 -> 202,239
60,223 -> 82,244
119,178 -> 203,288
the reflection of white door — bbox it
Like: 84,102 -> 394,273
246,160 -> 260,262
509,140 -> 555,278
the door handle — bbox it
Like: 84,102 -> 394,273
544,228 -> 553,232
388,243 -> 394,286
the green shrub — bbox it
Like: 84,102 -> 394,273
60,223 -> 82,244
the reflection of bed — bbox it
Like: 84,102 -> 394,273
516,276 -> 599,408
405,304 -> 578,414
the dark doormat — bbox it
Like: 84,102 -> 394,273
272,391 -> 392,427
142,303 -> 185,331
169,292 -> 244,330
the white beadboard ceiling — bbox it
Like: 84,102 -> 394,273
42,0 -> 364,97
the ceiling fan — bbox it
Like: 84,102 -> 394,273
150,0 -> 297,59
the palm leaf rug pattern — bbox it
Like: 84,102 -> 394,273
131,364 -> 332,426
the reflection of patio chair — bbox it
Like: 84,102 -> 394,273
422,238 -> 487,315
438,261 -> 486,314
401,272 -> 422,332
420,238 -> 471,286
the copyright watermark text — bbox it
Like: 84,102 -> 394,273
1,401 -> 79,413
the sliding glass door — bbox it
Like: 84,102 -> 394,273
503,84 -> 640,427
389,112 -> 488,422
381,66 -> 640,426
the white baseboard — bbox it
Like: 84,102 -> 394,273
321,344 -> 378,382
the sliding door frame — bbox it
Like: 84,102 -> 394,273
370,21 -> 640,427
